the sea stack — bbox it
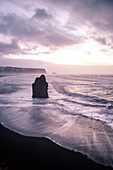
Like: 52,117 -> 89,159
32,75 -> 48,98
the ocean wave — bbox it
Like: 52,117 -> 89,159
0,74 -> 113,167
54,84 -> 112,105
0,84 -> 22,94
62,98 -> 106,108
107,105 -> 113,110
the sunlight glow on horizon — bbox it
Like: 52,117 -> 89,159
6,37 -> 113,66
1,0 -> 113,72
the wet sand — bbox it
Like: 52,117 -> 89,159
0,123 -> 112,170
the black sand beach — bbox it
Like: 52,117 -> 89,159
0,123 -> 112,170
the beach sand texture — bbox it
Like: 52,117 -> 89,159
0,123 -> 112,170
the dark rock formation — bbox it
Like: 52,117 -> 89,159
32,75 -> 48,98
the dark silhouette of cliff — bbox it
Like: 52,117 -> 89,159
0,66 -> 46,74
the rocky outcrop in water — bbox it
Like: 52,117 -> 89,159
32,75 -> 48,98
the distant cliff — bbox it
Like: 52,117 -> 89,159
0,66 -> 47,74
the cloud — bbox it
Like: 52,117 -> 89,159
0,0 -> 113,66
3,0 -> 113,35
47,33 -> 83,47
33,8 -> 52,20
92,36 -> 107,45
0,39 -> 21,55
0,38 -> 54,57
100,49 -> 109,53
0,13 -> 42,41
0,11 -> 83,51
72,0 -> 113,33
42,0 -> 113,33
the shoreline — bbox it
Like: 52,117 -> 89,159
0,123 -> 112,170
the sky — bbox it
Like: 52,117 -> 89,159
0,0 -> 113,73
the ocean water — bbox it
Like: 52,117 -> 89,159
0,74 -> 113,167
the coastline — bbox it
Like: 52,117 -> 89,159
0,123 -> 112,170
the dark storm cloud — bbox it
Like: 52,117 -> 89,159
92,37 -> 107,45
33,8 -> 52,20
91,35 -> 113,48
0,11 -> 82,49
0,39 -> 21,55
76,0 -> 113,32
0,13 -> 42,41
47,33 -> 83,46
42,0 -> 113,32
47,33 -> 72,46
4,0 -> 113,33
0,38 -> 39,57
61,0 -> 113,35
0,38 -> 53,56
1,0 -> 113,58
